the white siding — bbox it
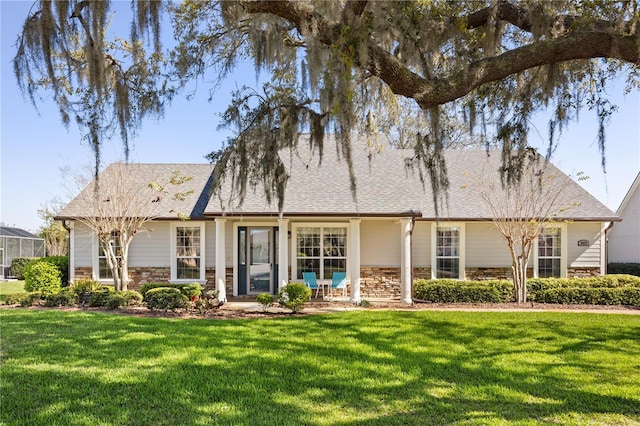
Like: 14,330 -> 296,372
73,222 -> 93,267
360,219 -> 400,266
205,222 -> 216,267
465,222 -> 513,267
568,223 -> 602,267
225,222 -> 234,267
128,222 -> 171,267
412,222 -> 430,267
609,179 -> 640,263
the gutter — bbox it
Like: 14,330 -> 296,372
604,221 -> 616,274
61,220 -> 72,283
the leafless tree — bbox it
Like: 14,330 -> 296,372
66,164 -> 193,291
480,153 -> 575,303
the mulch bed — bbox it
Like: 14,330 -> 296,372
2,301 -> 638,319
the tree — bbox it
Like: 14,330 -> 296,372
66,164 -> 193,291
13,1 -> 640,209
480,151 -> 575,303
37,201 -> 68,257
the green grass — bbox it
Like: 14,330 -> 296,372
0,280 -> 25,302
1,310 -> 639,425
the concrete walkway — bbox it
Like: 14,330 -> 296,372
222,299 -> 640,315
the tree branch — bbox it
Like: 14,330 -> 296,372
241,0 -> 640,109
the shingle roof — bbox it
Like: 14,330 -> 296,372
56,163 -> 215,220
205,135 -> 618,221
57,137 -> 617,222
0,226 -> 40,238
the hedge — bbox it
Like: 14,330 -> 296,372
10,258 -> 37,280
145,287 -> 188,311
414,279 -> 514,303
608,263 -> 640,277
140,282 -> 202,299
414,275 -> 640,306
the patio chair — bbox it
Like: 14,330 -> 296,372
330,272 -> 347,298
302,272 -> 322,298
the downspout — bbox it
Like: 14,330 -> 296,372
62,220 -> 71,284
409,216 -> 415,305
604,221 -> 615,274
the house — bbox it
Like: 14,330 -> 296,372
608,172 -> 640,263
0,226 -> 46,279
56,136 -> 618,303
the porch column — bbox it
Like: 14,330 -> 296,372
400,218 -> 413,304
349,218 -> 361,304
67,221 -> 75,283
278,218 -> 289,288
215,218 -> 227,302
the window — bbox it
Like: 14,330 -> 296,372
431,223 -> 465,279
295,226 -> 347,279
98,231 -> 121,279
538,228 -> 561,278
176,226 -> 201,279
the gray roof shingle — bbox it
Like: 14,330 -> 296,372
57,137 -> 617,222
205,135 -> 618,221
56,163 -> 215,220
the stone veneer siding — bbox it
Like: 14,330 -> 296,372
74,265 -> 601,296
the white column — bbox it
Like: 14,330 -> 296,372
600,223 -> 607,276
215,219 -> 227,302
400,218 -> 413,304
68,221 -> 75,283
278,218 -> 289,288
349,218 -> 361,304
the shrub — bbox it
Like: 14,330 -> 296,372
10,257 -> 37,279
180,283 -> 202,299
120,290 -> 143,305
43,289 -> 77,307
414,279 -> 514,303
42,256 -> 69,285
140,282 -> 202,299
89,287 -> 115,307
535,287 -> 640,306
72,279 -> 103,293
4,292 -> 42,306
145,287 -> 188,311
256,293 -> 274,311
191,290 -> 221,315
278,283 -> 312,313
24,261 -> 62,296
608,263 -> 640,277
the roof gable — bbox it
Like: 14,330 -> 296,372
57,163 -> 215,220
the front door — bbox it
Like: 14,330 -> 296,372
238,226 -> 280,295
249,228 -> 271,294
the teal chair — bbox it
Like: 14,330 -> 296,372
330,272 -> 347,298
302,272 -> 322,298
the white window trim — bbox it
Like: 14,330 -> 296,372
92,231 -> 122,283
431,222 -> 466,280
290,222 -> 350,282
170,222 -> 206,283
533,223 -> 567,278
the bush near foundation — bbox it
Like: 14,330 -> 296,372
414,279 -> 514,303
414,275 -> 640,306
140,282 -> 202,299
278,283 -> 312,313
24,261 -> 61,296
607,263 -> 640,277
145,287 -> 188,311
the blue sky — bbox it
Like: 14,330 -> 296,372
1,1 -> 639,233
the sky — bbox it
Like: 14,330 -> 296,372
1,1 -> 639,233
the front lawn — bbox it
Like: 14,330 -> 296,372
1,309 -> 638,425
0,280 -> 25,302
